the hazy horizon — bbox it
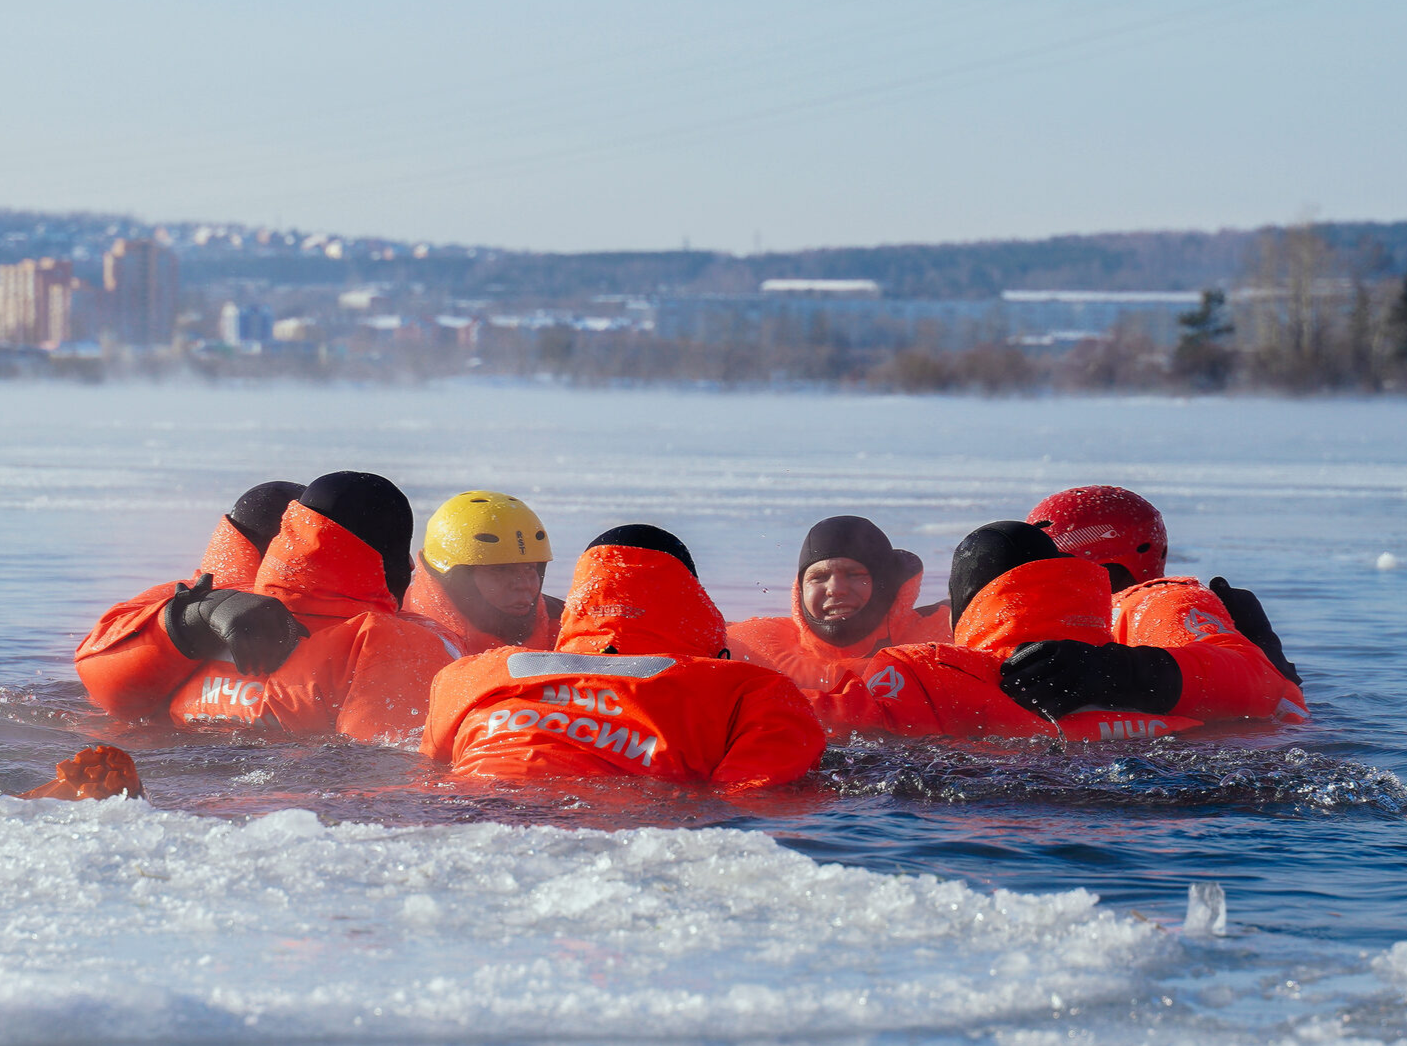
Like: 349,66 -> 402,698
16,203 -> 1394,258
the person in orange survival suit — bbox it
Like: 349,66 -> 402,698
75,480 -> 308,719
726,516 -> 951,694
1001,485 -> 1308,725
82,471 -> 460,743
422,524 -> 826,790
816,521 -> 1202,742
402,491 -> 563,656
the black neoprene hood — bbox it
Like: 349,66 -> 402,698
586,524 -> 698,577
300,471 -> 414,601
948,520 -> 1064,628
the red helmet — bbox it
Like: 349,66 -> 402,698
1026,485 -> 1168,586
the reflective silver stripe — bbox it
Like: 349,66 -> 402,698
505,651 -> 676,680
1272,698 -> 1306,721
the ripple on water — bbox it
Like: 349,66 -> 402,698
819,734 -> 1407,814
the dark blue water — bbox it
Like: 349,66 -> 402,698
2,381 -> 1405,1042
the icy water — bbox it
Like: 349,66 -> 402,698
1,381 -> 1405,1045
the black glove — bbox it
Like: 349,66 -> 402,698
165,573 -> 309,675
1000,639 -> 1182,720
1208,577 -> 1302,685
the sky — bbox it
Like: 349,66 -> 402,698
4,0 -> 1404,254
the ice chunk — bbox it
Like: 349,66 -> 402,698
1184,881 -> 1226,937
1371,941 -> 1407,984
402,894 -> 440,926
239,807 -> 323,844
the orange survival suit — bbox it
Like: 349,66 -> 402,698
402,555 -> 561,656
818,557 -> 1203,742
75,513 -> 266,718
422,543 -> 827,789
79,501 -> 458,743
727,551 -> 952,693
1112,577 -> 1308,723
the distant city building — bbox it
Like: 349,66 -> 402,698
997,290 -> 1201,347
219,302 -> 274,345
272,317 -> 320,342
0,257 -> 76,345
760,278 -> 882,298
656,288 -> 1203,351
357,315 -> 404,340
50,273 -> 102,345
1000,290 -> 1202,305
103,239 -> 178,346
338,289 -> 390,311
434,315 -> 480,349
218,302 -> 239,344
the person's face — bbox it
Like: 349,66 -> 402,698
802,557 -> 873,622
466,562 -> 544,616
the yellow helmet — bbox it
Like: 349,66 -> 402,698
423,491 -> 552,571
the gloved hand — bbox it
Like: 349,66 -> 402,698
1000,639 -> 1182,719
1209,577 -> 1302,685
164,573 -> 309,675
19,745 -> 144,800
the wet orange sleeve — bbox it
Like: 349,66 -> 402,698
805,664 -> 911,735
711,673 -> 826,789
334,616 -> 459,744
420,652 -> 502,762
725,617 -> 789,671
74,583 -> 195,720
1116,582 -> 1308,723
810,646 -> 967,737
1165,638 -> 1308,722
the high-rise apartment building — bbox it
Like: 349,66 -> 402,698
0,257 -> 74,345
104,238 -> 178,346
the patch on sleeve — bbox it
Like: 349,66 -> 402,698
866,665 -> 906,701
1184,607 -> 1232,639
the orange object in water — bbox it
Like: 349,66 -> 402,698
75,514 -> 266,719
79,501 -> 457,743
1112,576 -> 1309,724
423,544 -> 826,790
726,558 -> 951,693
161,501 -> 457,741
20,745 -> 144,801
817,557 -> 1204,742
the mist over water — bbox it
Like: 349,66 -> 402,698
2,380 -> 1405,1044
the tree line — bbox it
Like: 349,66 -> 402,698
457,227 -> 1407,394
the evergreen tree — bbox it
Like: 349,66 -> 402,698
1172,289 -> 1236,390
1389,276 -> 1407,363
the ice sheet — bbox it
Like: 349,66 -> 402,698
1,798 -> 1165,1044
